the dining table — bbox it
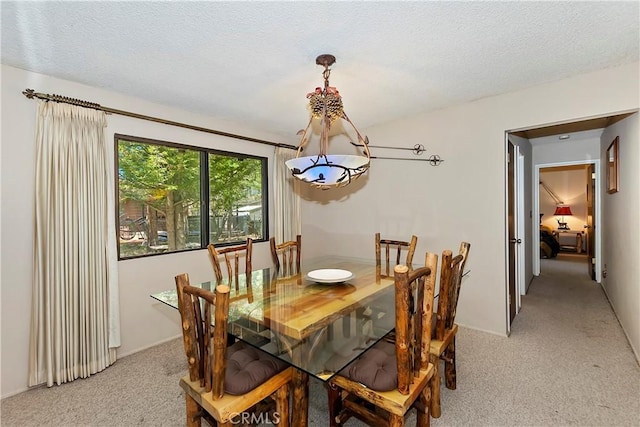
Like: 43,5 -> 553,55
151,256 -> 399,426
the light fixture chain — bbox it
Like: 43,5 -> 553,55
323,66 -> 331,91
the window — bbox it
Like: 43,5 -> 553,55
116,134 -> 267,259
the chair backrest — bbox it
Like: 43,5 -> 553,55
393,251 -> 438,394
375,232 -> 418,277
434,242 -> 471,340
207,238 -> 253,292
270,235 -> 301,276
175,273 -> 230,400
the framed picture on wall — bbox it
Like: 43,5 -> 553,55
606,136 -> 619,194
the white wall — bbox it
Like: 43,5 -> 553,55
600,113 -> 640,360
300,62 -> 640,338
533,133 -> 602,165
0,64 -> 296,398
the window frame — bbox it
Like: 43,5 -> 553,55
115,133 -> 269,260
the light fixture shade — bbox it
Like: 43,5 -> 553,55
553,205 -> 573,216
286,54 -> 370,190
286,154 -> 369,189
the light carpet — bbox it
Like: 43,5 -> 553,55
2,254 -> 639,426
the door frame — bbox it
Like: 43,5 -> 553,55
517,151 -> 526,298
533,160 -> 601,282
505,139 -> 525,334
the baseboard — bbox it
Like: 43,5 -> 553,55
115,334 -> 183,359
599,284 -> 640,366
456,323 -> 508,338
526,274 -> 535,293
2,335 -> 184,400
1,384 -> 43,400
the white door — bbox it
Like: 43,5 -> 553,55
506,141 -> 523,332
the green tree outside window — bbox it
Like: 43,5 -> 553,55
117,136 -> 266,259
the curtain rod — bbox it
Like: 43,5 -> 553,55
21,88 -> 297,150
371,155 -> 444,165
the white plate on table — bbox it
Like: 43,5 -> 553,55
306,269 -> 354,284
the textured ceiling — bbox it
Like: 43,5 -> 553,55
2,1 -> 639,143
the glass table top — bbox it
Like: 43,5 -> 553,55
151,256 -> 397,382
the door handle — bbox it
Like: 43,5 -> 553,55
509,238 -> 522,244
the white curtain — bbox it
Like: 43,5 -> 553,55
29,100 -> 120,387
273,147 -> 301,242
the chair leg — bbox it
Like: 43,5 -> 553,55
444,338 -> 457,390
292,370 -> 309,427
429,354 -> 441,418
417,383 -> 432,427
185,394 -> 202,427
389,413 -> 405,427
328,383 -> 342,426
274,383 -> 290,426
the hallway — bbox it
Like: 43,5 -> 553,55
428,253 -> 640,426
505,254 -> 638,425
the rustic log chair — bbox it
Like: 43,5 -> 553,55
429,242 -> 470,418
269,235 -> 302,277
207,238 -> 253,301
358,233 -> 418,338
376,232 -> 418,277
208,239 -> 257,346
175,273 -> 293,427
327,252 -> 439,427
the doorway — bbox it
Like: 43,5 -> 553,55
536,161 -> 599,281
505,113 -> 632,329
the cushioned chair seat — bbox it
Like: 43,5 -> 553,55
333,316 -> 438,381
225,341 -> 289,395
323,334 -> 367,375
339,340 -> 397,392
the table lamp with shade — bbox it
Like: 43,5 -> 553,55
554,205 -> 573,230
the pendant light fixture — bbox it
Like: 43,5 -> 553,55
285,54 -> 371,189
